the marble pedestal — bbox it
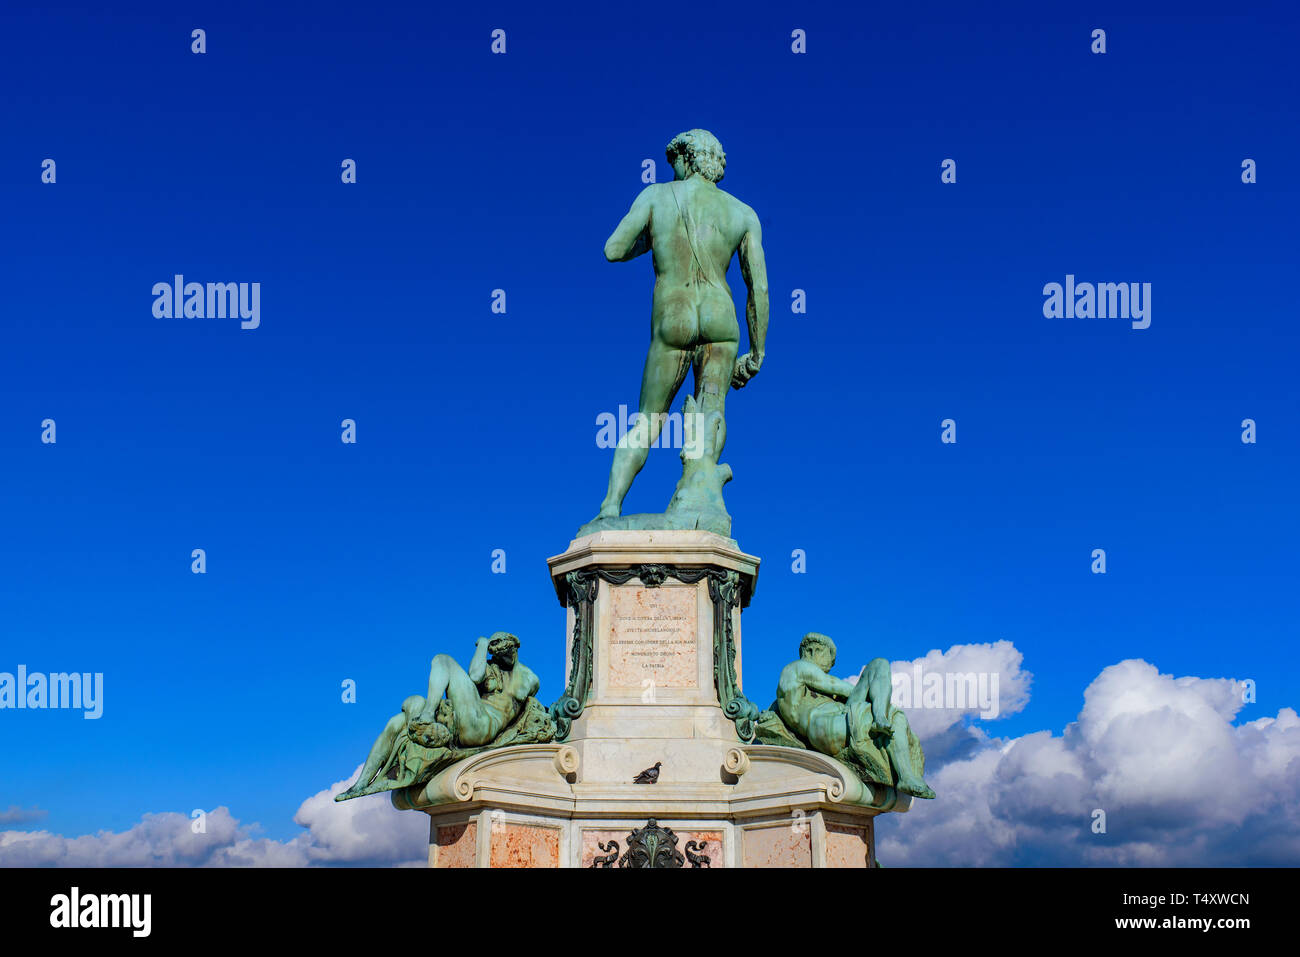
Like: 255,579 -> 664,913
393,530 -> 911,867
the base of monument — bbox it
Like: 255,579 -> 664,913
393,742 -> 907,867
575,508 -> 732,540
385,528 -> 917,868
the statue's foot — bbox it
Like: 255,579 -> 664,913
578,507 -> 621,534
335,781 -> 369,802
898,776 -> 936,800
408,719 -> 452,749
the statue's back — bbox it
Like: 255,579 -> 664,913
649,180 -> 751,289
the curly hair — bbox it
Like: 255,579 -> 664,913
487,631 -> 520,659
799,632 -> 837,666
666,129 -> 726,183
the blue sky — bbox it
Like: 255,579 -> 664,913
1,1 -> 1297,860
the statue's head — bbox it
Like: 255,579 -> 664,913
487,631 -> 520,666
799,632 -> 837,672
666,129 -> 726,183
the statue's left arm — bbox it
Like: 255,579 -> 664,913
603,186 -> 653,262
800,663 -> 857,702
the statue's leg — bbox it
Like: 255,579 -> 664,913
597,341 -> 691,517
863,657 -> 895,731
844,657 -> 891,741
690,338 -> 738,429
415,654 -> 466,724
692,288 -> 740,415
844,661 -> 935,798
345,709 -> 409,794
884,709 -> 936,799
443,665 -> 500,747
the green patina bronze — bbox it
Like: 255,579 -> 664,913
338,134 -> 937,827
548,570 -> 599,741
589,819 -> 713,868
337,632 -> 555,801
754,633 -> 936,799
579,129 -> 769,539
707,569 -> 760,742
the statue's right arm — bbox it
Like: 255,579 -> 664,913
603,187 -> 654,262
467,637 -> 490,683
733,209 -> 768,387
740,211 -> 768,348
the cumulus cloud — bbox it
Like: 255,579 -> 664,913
6,652 -> 1298,868
878,657 -> 1300,866
0,767 -> 428,867
890,640 -> 1032,735
853,640 -> 1033,765
290,769 -> 429,867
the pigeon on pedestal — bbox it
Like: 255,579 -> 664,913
633,762 -> 662,784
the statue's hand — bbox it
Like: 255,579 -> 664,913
731,352 -> 763,389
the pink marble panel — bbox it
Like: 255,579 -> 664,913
607,584 -> 698,689
489,822 -> 560,868
742,823 -> 812,868
433,821 -> 477,869
825,822 -> 871,868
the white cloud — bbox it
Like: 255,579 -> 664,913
892,640 -> 1032,737
0,767 -> 428,867
867,640 -> 1034,765
290,769 -> 429,866
878,657 -> 1300,866
6,652 -> 1298,867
